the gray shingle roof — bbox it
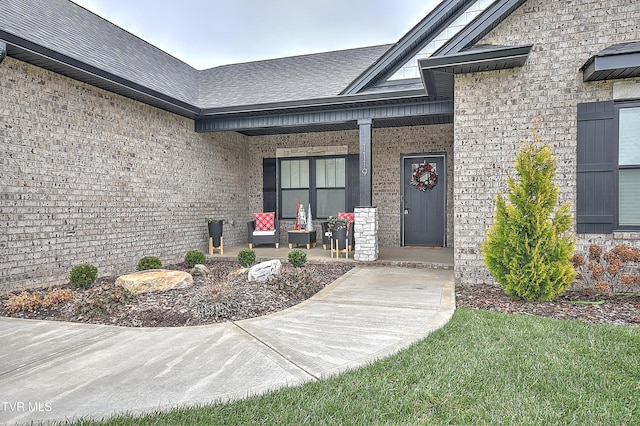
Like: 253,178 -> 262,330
197,45 -> 392,109
0,0 -> 199,104
0,0 -> 393,111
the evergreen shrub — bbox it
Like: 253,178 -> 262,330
136,256 -> 162,271
481,135 -> 575,301
238,249 -> 256,267
288,249 -> 307,267
185,250 -> 207,268
69,263 -> 98,289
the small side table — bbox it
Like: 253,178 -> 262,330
288,230 -> 317,249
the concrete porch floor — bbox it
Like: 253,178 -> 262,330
211,244 -> 454,269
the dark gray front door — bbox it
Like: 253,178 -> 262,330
402,155 -> 446,246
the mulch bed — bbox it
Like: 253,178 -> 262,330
1,260 -> 638,327
456,283 -> 640,326
0,261 -> 354,327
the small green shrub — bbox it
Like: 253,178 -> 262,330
288,249 -> 307,267
76,284 -> 132,318
69,264 -> 98,289
137,256 -> 162,271
237,249 -> 256,267
185,250 -> 207,268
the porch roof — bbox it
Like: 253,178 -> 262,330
581,41 -> 640,82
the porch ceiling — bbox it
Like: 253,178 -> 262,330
195,97 -> 454,136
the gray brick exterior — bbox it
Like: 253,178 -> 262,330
1,58 -> 251,290
453,0 -> 640,284
4,0 -> 638,291
1,57 -> 454,290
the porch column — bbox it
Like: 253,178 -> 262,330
354,206 -> 378,261
358,118 -> 372,206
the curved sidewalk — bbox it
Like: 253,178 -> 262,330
0,266 -> 455,425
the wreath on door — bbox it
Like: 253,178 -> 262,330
411,163 -> 438,191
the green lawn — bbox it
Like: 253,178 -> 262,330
72,308 -> 639,425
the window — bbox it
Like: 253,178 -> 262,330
315,158 -> 346,218
618,106 -> 640,226
576,101 -> 640,233
280,159 -> 309,218
279,156 -> 346,219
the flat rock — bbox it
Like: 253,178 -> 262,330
116,270 -> 193,295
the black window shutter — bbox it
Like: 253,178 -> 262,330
262,158 -> 277,213
576,101 -> 616,234
346,154 -> 360,211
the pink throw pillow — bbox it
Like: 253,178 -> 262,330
255,212 -> 275,231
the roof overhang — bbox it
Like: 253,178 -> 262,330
581,42 -> 640,82
418,44 -> 533,97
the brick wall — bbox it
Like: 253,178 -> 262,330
0,58 -> 250,290
453,0 -> 640,284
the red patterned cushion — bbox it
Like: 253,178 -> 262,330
255,212 -> 275,231
338,212 -> 355,231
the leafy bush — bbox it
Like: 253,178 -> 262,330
185,250 -> 207,268
44,288 -> 76,306
288,249 -> 307,267
481,137 -> 575,302
137,256 -> 162,271
4,288 -> 76,313
76,284 -> 132,318
69,264 -> 98,289
4,290 -> 44,313
237,248 -> 256,267
572,244 -> 640,295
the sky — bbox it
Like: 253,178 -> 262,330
69,0 -> 441,70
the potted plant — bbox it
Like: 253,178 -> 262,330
327,216 -> 348,250
206,218 -> 224,247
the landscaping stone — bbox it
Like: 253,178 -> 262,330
115,270 -> 193,295
248,259 -> 281,282
190,264 -> 210,276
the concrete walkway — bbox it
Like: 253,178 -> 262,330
0,266 -> 455,425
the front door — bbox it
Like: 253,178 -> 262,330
402,154 -> 446,246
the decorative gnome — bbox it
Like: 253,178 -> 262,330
297,203 -> 307,230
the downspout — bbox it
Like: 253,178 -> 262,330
0,41 -> 6,64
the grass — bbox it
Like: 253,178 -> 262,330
70,308 -> 639,425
